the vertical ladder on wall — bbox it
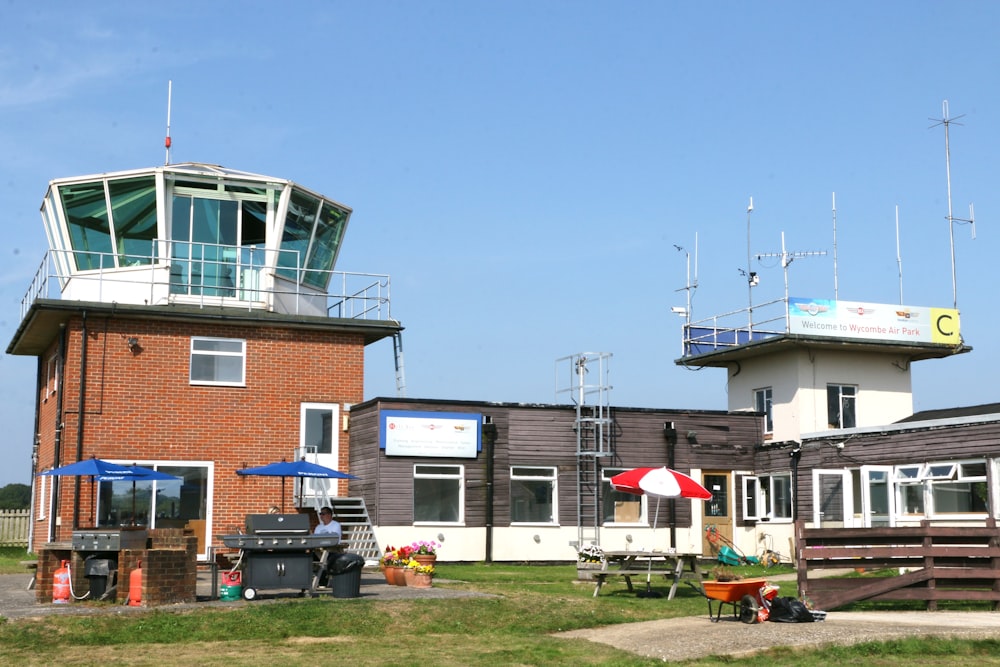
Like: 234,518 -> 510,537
393,331 -> 407,397
556,352 -> 614,551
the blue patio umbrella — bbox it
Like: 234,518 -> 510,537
39,458 -> 180,525
237,459 -> 357,512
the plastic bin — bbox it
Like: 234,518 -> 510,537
329,553 -> 364,599
84,556 -> 117,599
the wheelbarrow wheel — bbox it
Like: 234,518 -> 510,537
739,594 -> 759,624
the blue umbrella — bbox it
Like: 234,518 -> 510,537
237,459 -> 357,511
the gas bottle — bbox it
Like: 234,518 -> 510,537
128,560 -> 142,607
52,560 -> 70,604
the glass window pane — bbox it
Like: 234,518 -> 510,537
932,481 -> 987,514
899,484 -> 924,514
304,407 -> 334,455
193,338 -> 244,353
414,478 -> 461,522
960,462 -> 987,478
601,468 -> 642,524
109,176 -> 158,266
277,189 -> 319,281
303,202 -> 349,289
510,467 -> 555,523
60,181 -> 113,270
242,200 -> 267,246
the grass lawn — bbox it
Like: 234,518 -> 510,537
0,551 -> 998,666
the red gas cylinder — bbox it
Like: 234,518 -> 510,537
52,560 -> 70,604
128,560 -> 142,607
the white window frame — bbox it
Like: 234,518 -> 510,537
754,387 -> 773,435
36,474 -> 48,520
827,384 -> 857,429
45,354 -> 59,400
413,464 -> 465,525
509,466 -> 558,525
742,472 -> 793,523
189,336 -> 246,386
600,467 -> 646,525
299,403 -> 340,456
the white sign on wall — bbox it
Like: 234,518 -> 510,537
787,297 -> 960,345
380,410 -> 481,458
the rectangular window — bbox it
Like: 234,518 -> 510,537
891,460 -> 988,517
45,354 -> 59,399
414,464 -> 464,524
743,473 -> 793,522
827,384 -> 857,428
601,468 -> 644,524
190,337 -> 246,386
754,387 -> 773,435
300,404 -> 338,455
36,474 -> 48,520
510,466 -> 557,524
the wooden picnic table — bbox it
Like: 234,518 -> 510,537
592,550 -> 703,599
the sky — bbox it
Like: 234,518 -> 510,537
2,1 -> 999,487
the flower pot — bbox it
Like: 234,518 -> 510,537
413,554 -> 437,568
410,572 -> 433,589
576,562 -> 603,581
385,566 -> 406,586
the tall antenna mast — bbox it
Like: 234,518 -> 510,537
672,233 -> 699,324
745,197 -> 755,333
896,205 -> 903,304
757,232 -> 826,308
164,80 -> 173,165
832,192 -> 839,300
930,100 -> 976,309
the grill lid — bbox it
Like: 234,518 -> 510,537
246,513 -> 311,535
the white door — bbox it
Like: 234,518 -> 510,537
860,465 -> 894,527
297,403 -> 341,506
812,469 -> 854,528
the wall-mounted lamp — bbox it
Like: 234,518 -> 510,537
126,337 -> 141,354
532,534 -> 541,544
437,533 -> 445,543
686,430 -> 698,443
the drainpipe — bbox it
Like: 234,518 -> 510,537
73,312 -> 88,530
664,422 -> 678,549
790,444 -> 802,522
49,324 -> 68,543
482,419 -> 497,563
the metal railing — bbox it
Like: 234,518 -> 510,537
681,298 -> 788,357
19,243 -> 394,323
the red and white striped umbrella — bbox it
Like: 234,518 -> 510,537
610,466 -> 712,500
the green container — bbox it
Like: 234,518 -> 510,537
220,583 -> 242,601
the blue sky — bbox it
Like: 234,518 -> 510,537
2,2 -> 999,486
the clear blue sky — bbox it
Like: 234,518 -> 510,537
2,1 -> 999,486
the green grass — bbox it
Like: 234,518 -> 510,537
0,547 -> 32,575
0,561 -> 997,665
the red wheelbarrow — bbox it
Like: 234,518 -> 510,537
700,578 -> 779,623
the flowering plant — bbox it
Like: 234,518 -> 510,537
404,558 -> 435,575
409,540 -> 439,556
380,544 -> 413,567
577,543 -> 605,563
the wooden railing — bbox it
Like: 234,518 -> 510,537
795,519 -> 1000,611
0,509 -> 30,547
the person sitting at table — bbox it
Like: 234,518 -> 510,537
314,506 -> 342,540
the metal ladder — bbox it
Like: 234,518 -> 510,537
393,331 -> 407,397
327,497 -> 382,565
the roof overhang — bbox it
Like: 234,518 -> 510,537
7,299 -> 402,356
674,333 -> 972,369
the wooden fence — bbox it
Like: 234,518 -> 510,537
0,509 -> 30,547
795,519 -> 1000,611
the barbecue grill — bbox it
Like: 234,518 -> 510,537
221,513 -> 341,600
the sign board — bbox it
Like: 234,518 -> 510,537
380,410 -> 481,458
787,297 -> 960,345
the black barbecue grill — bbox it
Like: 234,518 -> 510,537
221,514 -> 342,600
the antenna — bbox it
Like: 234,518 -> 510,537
896,205 -> 903,304
831,192 -> 839,300
930,100 -> 976,309
672,233 -> 699,324
746,197 -> 754,333
757,232 -> 826,307
164,80 -> 173,165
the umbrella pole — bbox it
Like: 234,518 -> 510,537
637,498 -> 663,598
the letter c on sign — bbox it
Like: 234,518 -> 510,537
936,313 -> 954,337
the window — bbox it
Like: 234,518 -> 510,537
894,460 -> 988,517
510,466 -> 557,524
300,403 -> 339,455
189,337 -> 246,386
827,384 -> 857,429
743,473 -> 793,522
601,468 -> 645,524
754,387 -> 773,435
414,465 -> 463,523
45,354 -> 59,399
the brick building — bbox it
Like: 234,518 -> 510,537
7,163 -> 400,558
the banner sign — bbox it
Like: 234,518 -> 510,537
787,297 -> 960,345
380,410 -> 481,458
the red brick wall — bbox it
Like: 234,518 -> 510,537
31,313 -> 365,554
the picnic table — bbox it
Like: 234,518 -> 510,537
591,550 -> 703,599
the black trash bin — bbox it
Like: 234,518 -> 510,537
328,553 -> 364,599
84,556 -> 117,599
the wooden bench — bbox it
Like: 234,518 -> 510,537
19,560 -> 38,591
592,552 -> 704,599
